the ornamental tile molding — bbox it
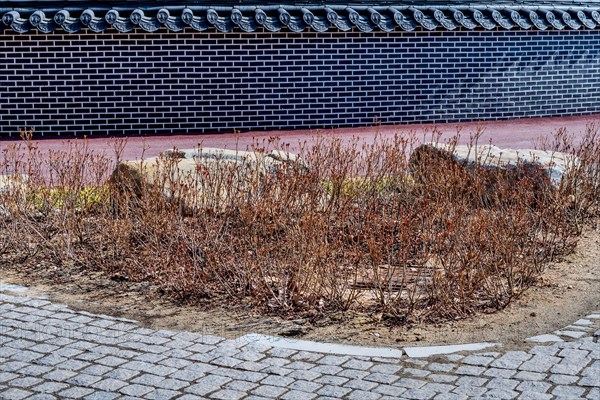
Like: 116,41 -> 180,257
2,1 -> 600,33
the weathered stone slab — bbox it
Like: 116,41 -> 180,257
237,334 -> 403,358
409,143 -> 579,189
526,334 -> 565,343
110,147 -> 305,209
0,283 -> 28,293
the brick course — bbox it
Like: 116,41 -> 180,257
1,27 -> 599,137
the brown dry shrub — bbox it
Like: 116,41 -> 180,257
0,126 -> 598,324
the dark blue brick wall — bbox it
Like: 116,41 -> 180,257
1,28 -> 599,137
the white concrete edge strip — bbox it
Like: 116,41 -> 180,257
403,342 -> 498,358
0,283 -> 28,293
238,333 -> 403,358
526,334 -> 564,343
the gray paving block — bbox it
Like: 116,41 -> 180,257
429,374 -> 458,383
291,352 -> 324,363
483,367 -> 516,379
491,351 -> 532,370
168,369 -> 205,382
10,350 -> 44,363
422,382 -> 456,393
83,392 -> 119,400
373,383 -> 407,396
480,388 -> 517,399
91,378 -> 128,391
548,373 -> 579,385
579,375 -> 600,387
364,372 -> 400,384
79,365 -> 113,377
104,368 -> 140,381
551,385 -> 586,398
343,359 -> 374,371
401,387 -> 437,399
235,351 -> 265,363
337,368 -> 369,380
131,373 -> 165,386
433,394 -> 468,400
286,361 -> 316,370
310,364 -> 342,375
586,387 -> 600,399
144,388 -> 180,400
155,378 -> 189,391
119,383 -> 154,397
134,353 -> 167,363
42,369 -> 78,382
314,374 -> 348,386
451,385 -> 487,397
186,375 -> 232,396
317,355 -> 350,366
57,386 -> 95,399
344,378 -> 379,391
515,380 -> 551,394
346,389 -> 383,400
159,357 -> 193,368
280,389 -> 318,400
514,371 -> 547,381
251,384 -> 288,398
235,361 -> 268,372
28,394 -> 59,400
1,387 -> 33,400
456,376 -> 488,387
454,365 -> 486,376
286,369 -> 322,381
31,382 -> 69,394
0,372 -> 20,383
371,363 -> 403,374
267,347 -> 297,358
260,375 -> 294,387
288,379 -> 322,392
427,363 -> 455,373
210,368 -> 267,383
317,384 -> 353,397
95,356 -> 127,367
223,380 -> 257,392
209,388 -> 246,400
486,378 -> 519,391
517,391 -> 552,399
65,373 -> 102,386
461,355 -> 496,367
395,377 -> 427,389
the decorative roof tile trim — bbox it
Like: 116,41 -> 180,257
3,5 -> 600,34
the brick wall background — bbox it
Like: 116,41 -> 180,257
1,27 -> 599,137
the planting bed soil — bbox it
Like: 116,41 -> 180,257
1,222 -> 598,351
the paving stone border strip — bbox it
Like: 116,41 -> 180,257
1,282 -> 599,399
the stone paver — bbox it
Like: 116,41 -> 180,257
1,291 -> 599,399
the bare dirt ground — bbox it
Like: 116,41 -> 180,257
1,222 -> 598,351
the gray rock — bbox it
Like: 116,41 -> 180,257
111,147 -> 306,210
413,143 -> 577,186
0,174 -> 28,194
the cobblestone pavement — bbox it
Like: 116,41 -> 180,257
1,292 -> 599,400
